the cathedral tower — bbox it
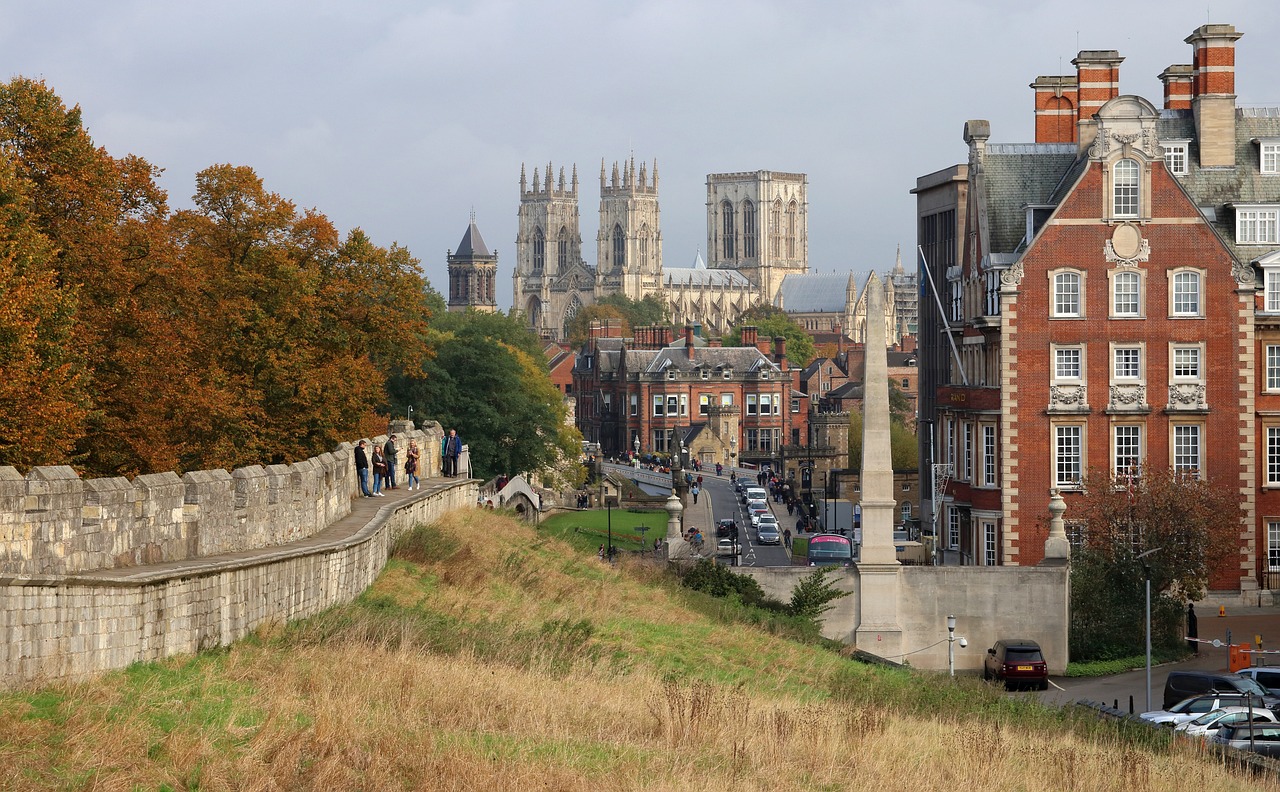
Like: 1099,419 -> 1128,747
446,214 -> 499,314
706,171 -> 808,303
596,156 -> 662,301
513,162 -> 587,339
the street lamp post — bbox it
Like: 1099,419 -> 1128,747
606,495 -> 618,561
947,615 -> 957,677
1138,547 -> 1163,713
406,404 -> 414,423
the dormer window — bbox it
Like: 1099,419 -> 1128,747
1024,204 -> 1054,245
1113,159 -> 1139,218
1237,204 -> 1280,245
1258,139 -> 1280,174
1163,140 -> 1190,176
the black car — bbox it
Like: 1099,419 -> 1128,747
1163,671 -> 1280,710
983,639 -> 1049,690
716,519 -> 739,539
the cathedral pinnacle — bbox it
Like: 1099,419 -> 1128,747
520,163 -> 527,194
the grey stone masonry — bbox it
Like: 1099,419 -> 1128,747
0,423 -> 445,577
0,456 -> 471,688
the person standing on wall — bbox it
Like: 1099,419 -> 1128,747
371,444 -> 387,496
405,439 -> 420,491
354,440 -> 372,497
383,434 -> 399,490
442,428 -> 462,477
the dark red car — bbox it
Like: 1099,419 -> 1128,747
983,639 -> 1048,690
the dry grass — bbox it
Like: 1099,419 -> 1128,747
1,508 -> 1276,791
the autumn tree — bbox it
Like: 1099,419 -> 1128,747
724,306 -> 816,368
1068,467 -> 1242,661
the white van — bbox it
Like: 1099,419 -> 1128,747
744,486 -> 768,503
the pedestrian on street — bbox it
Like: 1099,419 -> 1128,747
371,445 -> 387,496
784,528 -> 792,549
405,440 -> 420,490
442,429 -> 462,477
691,484 -> 700,504
354,440 -> 372,497
383,435 -> 399,490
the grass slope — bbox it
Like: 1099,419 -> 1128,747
0,508 -> 1274,791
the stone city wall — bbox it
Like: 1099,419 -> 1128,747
0,422 -> 444,577
737,564 -> 1070,673
0,477 -> 475,687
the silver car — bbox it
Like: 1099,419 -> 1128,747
1174,706 -> 1277,739
756,517 -> 781,545
1212,722 -> 1280,757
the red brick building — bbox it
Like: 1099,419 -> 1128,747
573,322 -> 806,469
916,24 -> 1280,598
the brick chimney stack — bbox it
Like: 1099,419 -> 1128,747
1030,75 -> 1078,144
1158,64 -> 1194,110
685,324 -> 695,361
1072,50 -> 1124,153
1186,23 -> 1242,167
773,336 -> 786,369
741,326 -> 758,348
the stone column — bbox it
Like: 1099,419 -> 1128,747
855,273 -> 903,659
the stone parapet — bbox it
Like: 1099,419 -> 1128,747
0,476 -> 475,688
0,424 -> 445,577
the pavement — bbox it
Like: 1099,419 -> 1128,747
1037,605 -> 1280,714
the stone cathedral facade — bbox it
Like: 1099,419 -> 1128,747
509,158 -> 914,345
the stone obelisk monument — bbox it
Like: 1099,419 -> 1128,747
854,273 -> 903,657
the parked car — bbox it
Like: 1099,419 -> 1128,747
1174,706 -> 1277,739
716,519 -> 738,539
1212,722 -> 1280,757
757,516 -> 781,545
1163,671 -> 1279,710
1141,693 -> 1266,726
983,639 -> 1048,690
1237,667 -> 1280,691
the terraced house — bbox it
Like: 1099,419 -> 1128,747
914,23 -> 1280,599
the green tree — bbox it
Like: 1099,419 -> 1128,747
1068,467 -> 1241,661
565,304 -> 629,348
724,306 -> 816,368
846,411 -> 917,471
787,567 -> 851,619
597,293 -> 669,328
390,311 -> 580,482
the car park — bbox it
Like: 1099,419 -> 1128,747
1212,722 -> 1280,757
1163,671 -> 1279,710
1141,693 -> 1267,726
1174,706 -> 1277,739
983,639 -> 1048,690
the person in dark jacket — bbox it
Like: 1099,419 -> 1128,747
442,429 -> 462,477
354,440 -> 372,497
383,435 -> 399,490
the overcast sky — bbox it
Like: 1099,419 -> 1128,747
4,1 -> 1278,309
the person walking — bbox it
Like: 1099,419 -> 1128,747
442,429 -> 462,477
383,435 -> 399,490
354,440 -> 372,497
405,440 -> 420,491
370,445 -> 387,496
690,483 -> 700,504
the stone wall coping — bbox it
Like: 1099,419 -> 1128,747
0,477 -> 475,589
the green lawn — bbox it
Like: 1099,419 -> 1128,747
540,509 -> 668,555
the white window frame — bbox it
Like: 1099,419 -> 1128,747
1267,270 -> 1280,313
1111,270 -> 1142,318
1170,344 -> 1203,383
945,418 -> 956,467
1053,345 -> 1084,382
1113,158 -> 1140,218
1051,270 -> 1084,318
1237,205 -> 1280,244
1113,345 -> 1143,381
1261,140 -> 1280,175
746,394 -> 758,416
1172,424 -> 1202,478
900,501 -> 912,522
1269,426 -> 1280,486
1054,424 -> 1084,488
1269,521 -> 1280,571
962,422 -> 974,482
1113,424 -> 1143,478
1268,346 -> 1280,392
698,394 -> 710,416
1163,140 -> 1189,176
630,393 -> 638,417
1169,269 -> 1203,317
983,520 -> 998,566
982,424 -> 997,487
947,506 -> 960,550
652,395 -> 664,416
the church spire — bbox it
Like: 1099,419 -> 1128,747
893,244 -> 904,275
520,163 -> 527,194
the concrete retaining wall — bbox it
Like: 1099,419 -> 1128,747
737,563 -> 1070,673
0,478 -> 475,688
0,425 -> 444,577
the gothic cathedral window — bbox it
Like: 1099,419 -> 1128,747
722,200 -> 736,260
612,224 -> 625,269
558,227 -> 569,270
743,199 -> 757,259
533,227 -> 545,272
